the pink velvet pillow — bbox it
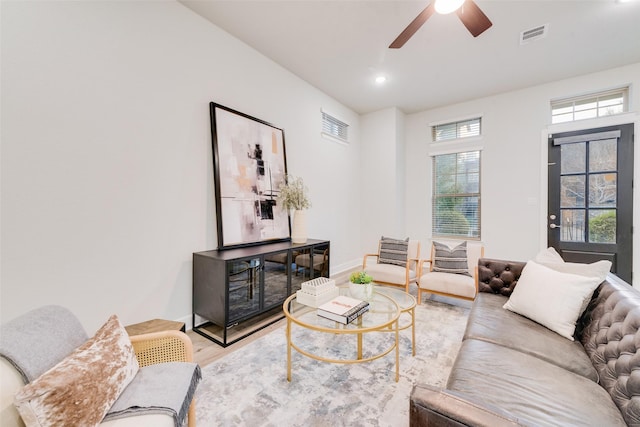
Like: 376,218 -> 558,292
14,315 -> 139,427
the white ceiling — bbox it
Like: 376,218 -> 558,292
179,0 -> 640,114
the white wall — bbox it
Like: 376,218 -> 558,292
3,2 -> 639,333
360,107 -> 407,254
0,0 -> 362,331
404,62 -> 640,286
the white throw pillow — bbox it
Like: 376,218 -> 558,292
533,247 -> 565,264
532,247 -> 612,280
538,259 -> 612,279
503,261 -> 605,341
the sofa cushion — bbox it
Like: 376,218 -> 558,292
464,293 -> 598,381
13,315 -> 138,427
503,261 -> 604,340
378,236 -> 408,267
418,271 -> 475,299
447,339 -> 627,427
432,241 -> 470,276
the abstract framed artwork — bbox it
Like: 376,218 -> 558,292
210,103 -> 290,249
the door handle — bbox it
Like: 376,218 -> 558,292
549,223 -> 561,229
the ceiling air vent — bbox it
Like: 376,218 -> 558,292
520,24 -> 548,45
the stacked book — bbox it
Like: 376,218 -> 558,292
296,277 -> 339,308
317,295 -> 370,325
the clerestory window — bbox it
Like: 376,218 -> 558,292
551,87 -> 628,124
321,110 -> 349,143
432,117 -> 481,142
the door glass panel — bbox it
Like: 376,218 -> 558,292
228,257 -> 261,322
560,176 -> 585,208
589,210 -> 616,243
560,209 -> 585,242
561,143 -> 586,174
589,173 -> 617,208
263,250 -> 289,309
589,139 -> 616,172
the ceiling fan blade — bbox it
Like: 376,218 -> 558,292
389,3 -> 435,49
456,0 -> 492,37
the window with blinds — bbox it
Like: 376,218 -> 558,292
432,151 -> 481,238
321,111 -> 349,142
432,117 -> 481,142
551,87 -> 628,124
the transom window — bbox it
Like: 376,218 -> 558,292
551,87 -> 628,124
432,117 -> 481,142
432,151 -> 481,238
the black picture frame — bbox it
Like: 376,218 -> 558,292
210,103 -> 290,249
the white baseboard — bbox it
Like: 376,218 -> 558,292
329,258 -> 361,279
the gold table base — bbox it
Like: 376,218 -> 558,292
283,290 -> 401,382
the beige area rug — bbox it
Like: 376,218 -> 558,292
195,298 -> 470,427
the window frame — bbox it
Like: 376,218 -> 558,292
431,150 -> 482,240
321,109 -> 349,144
431,116 -> 482,143
551,87 -> 629,124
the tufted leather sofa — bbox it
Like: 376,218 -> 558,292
410,257 -> 638,426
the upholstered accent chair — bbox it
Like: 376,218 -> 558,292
0,305 -> 200,427
417,240 -> 484,303
362,237 -> 421,293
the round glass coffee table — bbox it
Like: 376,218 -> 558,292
283,286 -> 401,382
374,285 -> 417,356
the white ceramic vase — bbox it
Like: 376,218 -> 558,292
349,282 -> 374,301
291,209 -> 308,244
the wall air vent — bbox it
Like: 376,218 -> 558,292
520,24 -> 548,45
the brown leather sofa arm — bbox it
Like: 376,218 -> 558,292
477,258 -> 526,296
410,384 -> 525,427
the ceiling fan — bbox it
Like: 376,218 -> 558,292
389,0 -> 492,49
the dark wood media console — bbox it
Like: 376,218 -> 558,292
192,239 -> 330,346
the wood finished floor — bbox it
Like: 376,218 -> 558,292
187,317 -> 286,367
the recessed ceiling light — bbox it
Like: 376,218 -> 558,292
375,75 -> 387,84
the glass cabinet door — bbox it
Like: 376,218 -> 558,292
291,248 -> 312,292
263,250 -> 290,310
227,257 -> 261,323
311,243 -> 330,278
291,244 -> 330,293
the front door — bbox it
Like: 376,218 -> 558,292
548,124 -> 634,283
